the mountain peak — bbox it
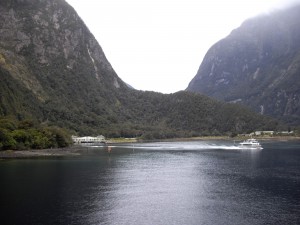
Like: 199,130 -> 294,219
187,4 -> 300,125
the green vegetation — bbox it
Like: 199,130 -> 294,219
0,117 -> 72,150
0,58 -> 280,142
112,90 -> 279,140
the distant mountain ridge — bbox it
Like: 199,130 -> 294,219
0,0 -> 279,138
187,5 -> 300,125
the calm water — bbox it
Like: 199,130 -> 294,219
0,140 -> 300,225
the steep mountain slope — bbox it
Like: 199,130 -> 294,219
0,0 -> 129,131
0,0 -> 278,138
187,5 -> 300,125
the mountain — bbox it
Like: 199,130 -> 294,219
0,0 -> 279,139
187,5 -> 300,126
0,0 -> 129,132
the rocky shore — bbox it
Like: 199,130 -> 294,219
0,146 -> 83,159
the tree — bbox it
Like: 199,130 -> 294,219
0,128 -> 16,150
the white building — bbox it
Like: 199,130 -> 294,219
250,131 -> 274,136
72,135 -> 105,143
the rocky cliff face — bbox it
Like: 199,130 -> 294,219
0,0 -> 128,122
187,5 -> 300,125
0,0 -> 126,101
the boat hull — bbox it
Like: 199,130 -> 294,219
238,138 -> 263,149
239,145 -> 263,150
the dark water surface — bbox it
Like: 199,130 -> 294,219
1,140 -> 300,225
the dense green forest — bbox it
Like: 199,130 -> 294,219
0,86 -> 281,148
0,117 -> 72,150
111,90 -> 280,139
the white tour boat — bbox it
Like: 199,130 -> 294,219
239,138 -> 263,149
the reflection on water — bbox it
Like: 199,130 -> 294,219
0,140 -> 300,225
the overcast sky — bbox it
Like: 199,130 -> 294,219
66,0 -> 299,93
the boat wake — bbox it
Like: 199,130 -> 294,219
90,142 -> 250,151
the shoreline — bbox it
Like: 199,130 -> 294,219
0,146 -> 83,159
1,136 -> 299,160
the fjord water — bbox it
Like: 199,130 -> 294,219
1,140 -> 300,225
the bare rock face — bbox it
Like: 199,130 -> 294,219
187,5 -> 300,125
0,0 -> 125,97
